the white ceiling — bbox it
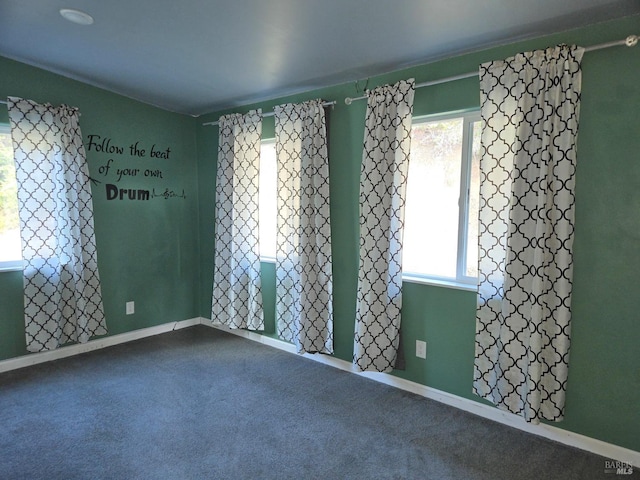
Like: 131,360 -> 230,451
0,0 -> 638,116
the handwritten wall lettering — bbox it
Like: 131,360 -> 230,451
152,188 -> 186,200
129,141 -> 145,157
98,158 -> 113,176
87,135 -> 124,155
144,169 -> 163,178
116,168 -> 139,181
87,133 -> 183,200
106,184 -> 150,201
87,135 -> 171,161
150,145 -> 171,159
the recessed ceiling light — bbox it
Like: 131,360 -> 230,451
59,8 -> 94,25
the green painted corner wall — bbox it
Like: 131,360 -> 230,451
0,14 -> 637,456
0,55 -> 200,358
197,16 -> 640,451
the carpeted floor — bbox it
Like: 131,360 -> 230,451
0,325 -> 631,479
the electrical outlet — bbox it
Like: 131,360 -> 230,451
126,301 -> 135,315
416,340 -> 427,359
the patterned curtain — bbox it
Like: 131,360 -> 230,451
211,110 -> 264,330
473,45 -> 584,423
7,97 -> 107,353
274,99 -> 333,354
353,79 -> 415,372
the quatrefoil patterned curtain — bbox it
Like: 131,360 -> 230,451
211,110 -> 264,330
473,45 -> 584,423
7,97 -> 107,352
274,100 -> 333,354
353,79 -> 414,372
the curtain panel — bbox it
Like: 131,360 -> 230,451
211,110 -> 264,330
353,79 -> 415,372
7,97 -> 107,352
473,45 -> 584,423
274,99 -> 333,354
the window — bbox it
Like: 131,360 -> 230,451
0,125 -> 22,270
403,111 -> 481,287
259,138 -> 277,261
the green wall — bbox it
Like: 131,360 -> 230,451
0,14 -> 637,455
197,16 -> 640,451
0,55 -> 200,359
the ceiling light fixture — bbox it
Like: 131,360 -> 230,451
59,8 -> 94,25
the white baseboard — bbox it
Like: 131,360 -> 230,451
0,317 -> 201,374
201,317 -> 639,467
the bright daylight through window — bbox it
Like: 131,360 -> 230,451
0,125 -> 22,270
403,111 -> 481,286
259,139 -> 277,261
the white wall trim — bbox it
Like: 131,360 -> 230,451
201,318 -> 640,466
0,318 -> 201,374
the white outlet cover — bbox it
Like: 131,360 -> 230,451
126,301 -> 135,315
416,340 -> 427,359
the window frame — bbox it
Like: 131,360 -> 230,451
0,124 -> 23,272
402,109 -> 481,291
259,137 -> 277,263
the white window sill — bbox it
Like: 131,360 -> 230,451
258,259 -> 477,292
0,263 -> 24,273
402,273 -> 477,292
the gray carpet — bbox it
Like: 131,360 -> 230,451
0,325 -> 630,479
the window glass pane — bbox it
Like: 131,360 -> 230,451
259,140 -> 277,260
404,118 -> 463,278
0,129 -> 21,264
465,120 -> 481,278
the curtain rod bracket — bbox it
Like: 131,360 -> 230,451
626,35 -> 638,48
